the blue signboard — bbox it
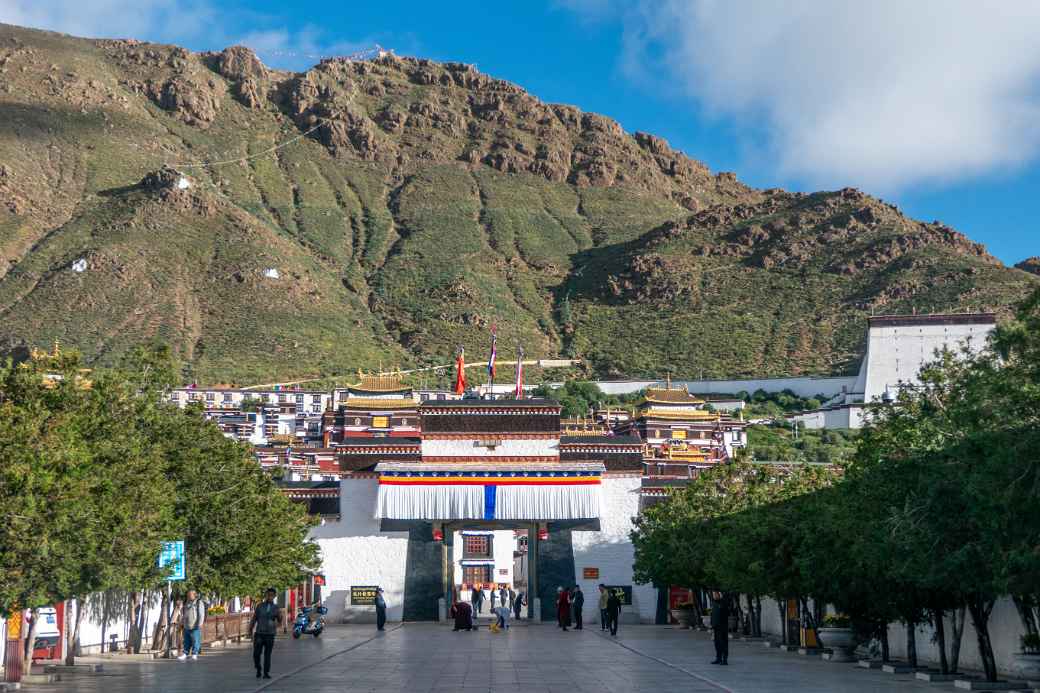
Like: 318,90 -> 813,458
158,541 -> 186,581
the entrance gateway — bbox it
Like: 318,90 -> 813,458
316,398 -> 657,624
375,399 -> 602,621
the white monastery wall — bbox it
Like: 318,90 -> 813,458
420,438 -> 559,459
859,322 -> 993,402
758,596 -> 1025,677
572,475 -> 657,624
594,377 -> 856,399
309,478 -> 410,623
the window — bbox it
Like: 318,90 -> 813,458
205,392 -> 215,401
223,393 -> 232,402
671,430 -> 686,440
463,535 -> 491,558
401,418 -> 408,427
296,394 -> 304,404
170,392 -> 180,400
437,394 -> 446,401
278,394 -> 287,403
462,565 -> 491,587
372,416 -> 389,428
312,394 -> 321,403
311,404 -> 321,413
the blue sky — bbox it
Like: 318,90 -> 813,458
6,1 -> 1040,265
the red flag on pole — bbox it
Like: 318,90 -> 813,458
514,345 -> 524,399
454,349 -> 467,395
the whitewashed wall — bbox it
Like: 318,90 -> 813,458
309,478 -> 409,623
594,377 -> 856,399
759,596 -> 1027,677
572,475 -> 657,624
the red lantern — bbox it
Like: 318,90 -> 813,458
432,528 -> 444,542
537,526 -> 548,541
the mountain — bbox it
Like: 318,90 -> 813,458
0,24 -> 1036,384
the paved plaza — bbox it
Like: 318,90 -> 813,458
29,624 -> 963,692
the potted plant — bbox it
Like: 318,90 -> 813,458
1011,633 -> 1040,679
671,602 -> 696,629
818,614 -> 857,661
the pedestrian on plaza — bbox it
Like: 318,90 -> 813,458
556,586 -> 571,631
710,591 -> 730,665
605,588 -> 622,637
572,585 -> 584,630
513,590 -> 525,621
470,585 -> 481,614
499,586 -> 508,611
598,585 -> 609,631
249,588 -> 282,680
450,599 -> 473,631
177,589 -> 206,661
490,586 -> 498,609
494,604 -> 510,631
375,587 -> 387,631
508,587 -> 516,614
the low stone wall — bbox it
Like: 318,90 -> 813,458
759,596 -> 1027,677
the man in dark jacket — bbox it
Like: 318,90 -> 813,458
605,588 -> 622,636
572,585 -> 585,630
375,587 -> 387,631
710,591 -> 730,665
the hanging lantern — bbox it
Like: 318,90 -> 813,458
432,523 -> 443,542
537,525 -> 548,541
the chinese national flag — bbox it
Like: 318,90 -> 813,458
454,350 -> 467,395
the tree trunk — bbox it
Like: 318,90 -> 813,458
778,600 -> 787,645
65,599 -> 84,666
754,596 -> 762,637
950,605 -> 966,674
127,591 -> 143,654
22,608 -> 40,677
967,597 -> 997,682
1013,595 -> 1039,636
906,620 -> 917,668
880,625 -> 890,663
153,590 -> 170,653
932,608 -> 948,675
136,591 -> 149,653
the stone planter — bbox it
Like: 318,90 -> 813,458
1009,652 -> 1040,680
672,610 -> 695,629
818,627 -> 857,662
702,615 -> 712,628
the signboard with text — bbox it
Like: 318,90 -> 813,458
583,567 -> 599,579
605,585 -> 633,605
158,541 -> 186,581
350,585 -> 380,606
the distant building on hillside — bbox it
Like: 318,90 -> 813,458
788,313 -> 996,429
324,372 -> 420,443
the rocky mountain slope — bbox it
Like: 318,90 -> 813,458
0,24 -> 1035,384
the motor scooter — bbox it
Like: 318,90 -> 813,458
292,605 -> 327,638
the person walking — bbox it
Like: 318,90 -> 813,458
598,585 -> 609,631
710,591 -> 730,665
177,590 -> 206,661
513,590 -> 525,621
249,588 -> 282,680
499,586 -> 508,612
490,586 -> 497,610
572,585 -> 585,630
556,586 -> 571,631
605,588 -> 622,637
470,585 -> 481,615
508,587 -> 516,616
375,587 -> 387,631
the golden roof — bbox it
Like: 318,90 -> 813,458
350,370 -> 410,393
642,386 -> 705,406
342,396 -> 417,410
639,408 -> 719,421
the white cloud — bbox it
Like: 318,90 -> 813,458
581,0 -> 1040,192
0,1 -> 383,72
0,0 -> 217,44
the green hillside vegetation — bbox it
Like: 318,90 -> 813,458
0,24 -> 1036,384
744,424 -> 857,465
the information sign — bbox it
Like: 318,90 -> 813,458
350,585 -> 380,605
583,567 -> 599,579
158,541 -> 186,581
604,585 -> 632,605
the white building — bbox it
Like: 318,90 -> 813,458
789,313 -> 996,429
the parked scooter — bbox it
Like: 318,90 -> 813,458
292,605 -> 327,638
